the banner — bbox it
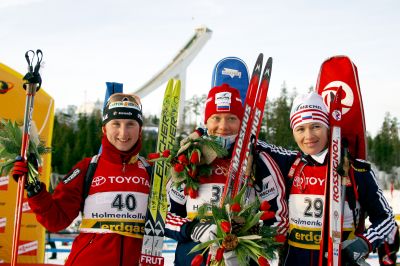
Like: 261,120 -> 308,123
0,62 -> 54,263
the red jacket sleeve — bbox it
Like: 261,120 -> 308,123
28,158 -> 91,232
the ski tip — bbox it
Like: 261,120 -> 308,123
263,57 -> 273,80
173,79 -> 181,90
251,53 -> 264,77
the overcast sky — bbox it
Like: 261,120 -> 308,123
1,0 -> 399,136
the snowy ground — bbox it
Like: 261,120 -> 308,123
44,190 -> 400,265
43,245 -> 388,266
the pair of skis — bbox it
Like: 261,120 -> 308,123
140,79 -> 181,265
221,53 -> 273,203
316,56 -> 367,266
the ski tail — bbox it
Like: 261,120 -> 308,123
319,88 -> 344,266
220,53 -> 263,205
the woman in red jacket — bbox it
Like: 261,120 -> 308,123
13,93 -> 150,266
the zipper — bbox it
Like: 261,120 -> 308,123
120,235 -> 124,266
122,162 -> 126,173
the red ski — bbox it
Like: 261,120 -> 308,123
315,56 -> 367,266
221,54 -> 273,203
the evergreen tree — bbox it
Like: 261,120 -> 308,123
372,113 -> 400,172
261,82 -> 297,149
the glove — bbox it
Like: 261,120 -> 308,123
177,128 -> 204,155
12,155 -> 43,197
223,250 -> 240,266
25,179 -> 43,197
190,220 -> 217,243
342,237 -> 371,266
12,156 -> 28,181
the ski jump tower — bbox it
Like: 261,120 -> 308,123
133,26 -> 212,123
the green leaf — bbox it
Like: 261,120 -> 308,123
239,212 -> 263,234
188,239 -> 219,254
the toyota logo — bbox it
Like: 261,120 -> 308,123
91,176 -> 106,187
321,81 -> 354,115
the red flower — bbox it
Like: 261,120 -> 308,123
220,220 -> 231,233
148,152 -> 160,160
190,149 -> 201,164
231,203 -> 241,212
174,163 -> 184,173
215,247 -> 225,261
188,187 -> 199,198
260,201 -> 271,211
178,154 -> 189,165
191,254 -> 203,266
184,187 -> 189,196
260,210 -> 275,220
162,149 -> 170,158
258,256 -> 270,266
275,234 -> 286,243
188,168 -> 198,178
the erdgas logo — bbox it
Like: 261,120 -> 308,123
322,81 -> 354,115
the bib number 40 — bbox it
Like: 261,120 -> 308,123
112,193 -> 137,211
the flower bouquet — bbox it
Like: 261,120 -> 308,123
147,135 -> 228,198
0,119 -> 50,182
189,186 -> 285,266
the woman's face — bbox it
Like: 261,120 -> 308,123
103,119 -> 140,151
206,113 -> 241,137
293,122 -> 329,155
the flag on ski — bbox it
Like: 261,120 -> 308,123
221,53 -> 273,203
140,79 -> 181,266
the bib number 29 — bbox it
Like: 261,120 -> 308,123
304,197 -> 323,218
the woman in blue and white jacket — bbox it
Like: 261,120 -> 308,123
256,92 -> 396,266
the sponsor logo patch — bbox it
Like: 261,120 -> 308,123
169,186 -> 186,204
63,169 -> 81,184
221,68 -> 242,78
259,175 -> 278,201
215,92 -> 232,112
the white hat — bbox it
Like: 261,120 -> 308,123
290,92 -> 329,129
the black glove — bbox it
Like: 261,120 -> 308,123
189,220 -> 217,243
342,237 -> 370,266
